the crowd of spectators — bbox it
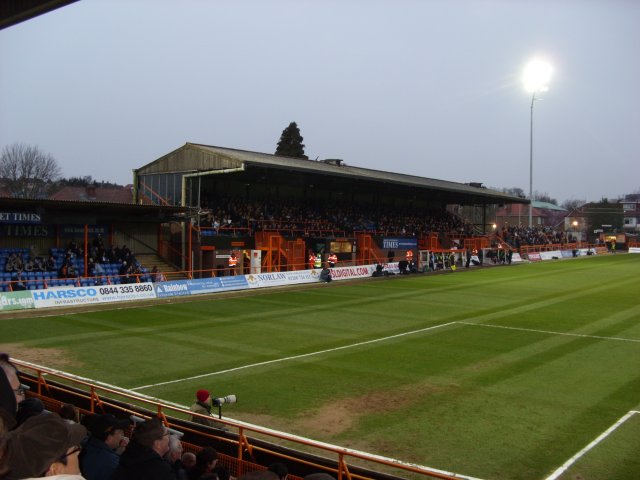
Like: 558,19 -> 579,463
1,235 -> 150,292
499,224 -> 574,248
199,196 -> 473,237
0,355 -> 337,480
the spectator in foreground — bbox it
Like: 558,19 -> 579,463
15,397 -> 44,426
80,413 -> 130,480
181,451 -> 196,470
165,434 -> 188,480
59,403 -> 80,423
303,474 -> 335,480
213,464 -> 235,480
111,417 -> 173,480
0,354 -> 23,417
0,359 -> 19,434
268,462 -> 288,480
4,413 -> 87,479
186,446 -> 218,480
237,471 -> 278,480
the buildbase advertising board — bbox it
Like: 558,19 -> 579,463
32,283 -> 156,309
155,276 -> 250,298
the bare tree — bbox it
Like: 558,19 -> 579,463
0,143 -> 62,198
561,198 -> 586,212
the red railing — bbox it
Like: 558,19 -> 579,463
13,359 -> 463,480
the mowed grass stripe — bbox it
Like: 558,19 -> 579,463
3,255 -> 639,480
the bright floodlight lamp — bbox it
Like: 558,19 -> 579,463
523,59 -> 553,93
523,59 -> 553,228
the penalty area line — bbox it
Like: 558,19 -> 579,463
130,321 -> 458,391
544,410 -> 639,480
458,322 -> 640,344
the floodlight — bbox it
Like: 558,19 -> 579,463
523,59 -> 553,93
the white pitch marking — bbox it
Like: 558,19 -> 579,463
130,321 -> 458,390
458,322 -> 640,344
14,359 -> 483,480
544,410 -> 639,480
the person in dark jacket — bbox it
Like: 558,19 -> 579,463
186,446 -> 217,480
80,413 -> 130,480
111,417 -> 173,480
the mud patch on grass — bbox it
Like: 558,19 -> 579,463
0,343 -> 80,370
297,383 -> 450,437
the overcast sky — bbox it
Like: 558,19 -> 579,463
1,0 -> 638,204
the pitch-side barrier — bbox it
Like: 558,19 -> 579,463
13,359 -> 472,480
0,263 -> 400,312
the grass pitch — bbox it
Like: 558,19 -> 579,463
2,255 -> 639,480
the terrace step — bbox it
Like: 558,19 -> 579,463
135,253 -> 186,280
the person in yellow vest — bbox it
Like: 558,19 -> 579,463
228,251 -> 238,276
313,253 -> 322,269
327,252 -> 337,268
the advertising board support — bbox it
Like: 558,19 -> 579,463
250,250 -> 262,274
419,250 -> 430,272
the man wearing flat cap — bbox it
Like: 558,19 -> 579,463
79,414 -> 130,480
4,412 -> 88,479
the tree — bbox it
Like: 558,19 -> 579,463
561,198 -> 586,212
499,187 -> 526,198
533,191 -> 558,206
275,122 -> 308,159
0,143 -> 62,198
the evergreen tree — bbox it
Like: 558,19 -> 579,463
275,122 -> 308,159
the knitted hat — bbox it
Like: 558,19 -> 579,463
196,389 -> 210,403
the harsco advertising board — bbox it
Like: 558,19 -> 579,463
32,283 -> 156,309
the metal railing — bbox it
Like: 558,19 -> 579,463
13,359 -> 462,480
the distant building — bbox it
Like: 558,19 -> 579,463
621,196 -> 640,233
49,185 -> 135,204
494,201 -> 568,228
